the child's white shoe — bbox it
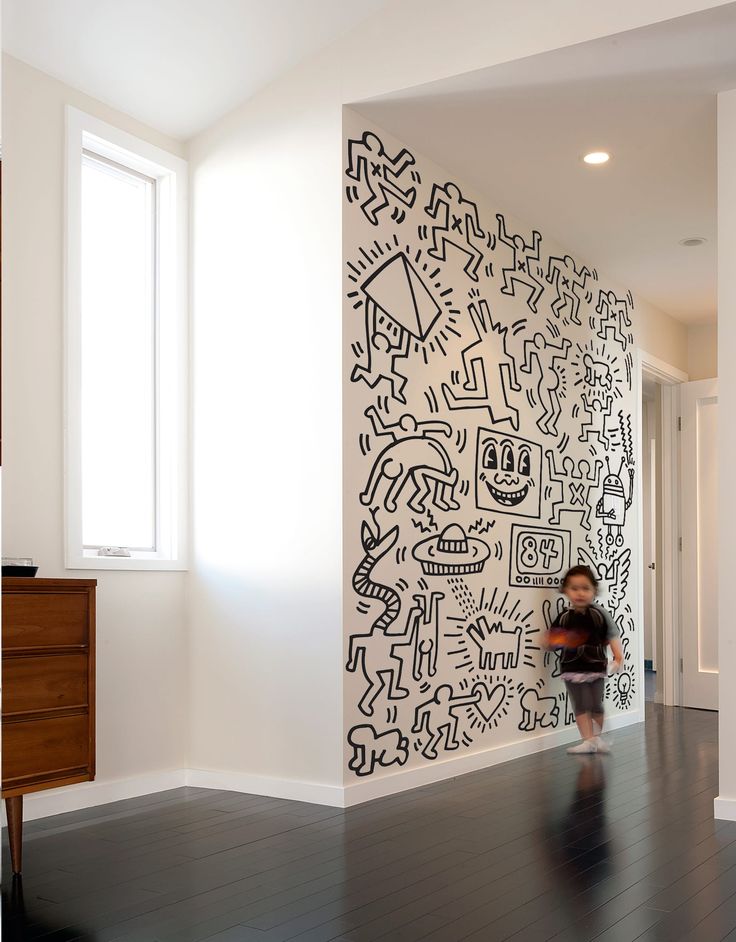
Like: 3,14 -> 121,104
567,740 -> 597,754
593,736 -> 611,754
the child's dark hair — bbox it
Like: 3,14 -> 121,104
559,565 -> 599,592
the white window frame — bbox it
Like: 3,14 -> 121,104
65,107 -> 188,571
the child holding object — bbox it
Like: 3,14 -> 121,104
543,565 -> 624,754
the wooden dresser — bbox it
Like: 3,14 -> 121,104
2,578 -> 96,873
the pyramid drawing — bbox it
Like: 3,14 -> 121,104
361,253 -> 442,341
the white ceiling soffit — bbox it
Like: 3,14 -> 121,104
353,4 -> 736,325
2,0 -> 390,139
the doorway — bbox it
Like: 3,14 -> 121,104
637,353 -> 719,713
636,353 -> 688,711
641,378 -> 662,702
680,378 -> 719,710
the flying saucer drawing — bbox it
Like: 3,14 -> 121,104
412,524 -> 490,575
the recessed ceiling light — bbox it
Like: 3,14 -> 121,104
679,237 -> 707,247
583,151 -> 610,165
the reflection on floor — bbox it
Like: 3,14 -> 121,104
645,669 -> 657,702
3,704 -> 733,942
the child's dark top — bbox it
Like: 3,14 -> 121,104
550,605 -> 618,676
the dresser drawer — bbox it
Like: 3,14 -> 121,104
3,592 -> 89,649
2,714 -> 91,788
2,654 -> 88,716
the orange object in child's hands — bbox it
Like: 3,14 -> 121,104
547,627 -> 589,649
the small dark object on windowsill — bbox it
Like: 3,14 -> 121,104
2,558 -> 38,577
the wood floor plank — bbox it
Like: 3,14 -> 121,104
4,703 -> 736,942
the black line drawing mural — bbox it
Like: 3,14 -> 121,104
352,518 -> 401,634
542,597 -> 567,678
545,452 -> 602,531
441,294 -> 521,429
619,410 -> 635,467
607,665 -> 636,711
348,242 -> 463,391
347,725 -> 409,776
412,684 -> 480,759
520,331 -> 571,437
476,428 -> 542,518
345,124 -> 639,778
405,591 -> 444,682
561,689 -> 576,726
467,616 -> 521,670
412,523 -> 490,575
456,673 -> 516,735
350,250 -> 441,403
351,310 -> 411,403
446,584 -> 539,674
422,182 -> 486,281
616,603 -> 635,636
594,289 -> 634,352
595,459 -> 634,547
579,393 -> 615,451
578,543 -> 631,612
346,616 -> 413,716
469,678 -> 511,727
346,607 -> 416,717
570,341 -> 626,450
509,524 -> 571,587
345,132 -> 418,226
496,213 -> 544,313
582,352 -> 613,389
360,406 -> 460,514
518,684 -> 560,731
546,255 -> 593,325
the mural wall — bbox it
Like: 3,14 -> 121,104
343,115 -> 639,781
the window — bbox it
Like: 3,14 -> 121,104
65,108 -> 187,570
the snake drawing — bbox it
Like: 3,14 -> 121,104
353,520 -> 401,633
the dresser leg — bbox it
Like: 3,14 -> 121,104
6,796 -> 23,874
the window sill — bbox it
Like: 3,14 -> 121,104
66,554 -> 188,572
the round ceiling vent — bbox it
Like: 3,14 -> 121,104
679,237 -> 708,247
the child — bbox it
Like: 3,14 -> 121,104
543,565 -> 624,754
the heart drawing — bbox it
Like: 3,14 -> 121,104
472,681 -> 507,723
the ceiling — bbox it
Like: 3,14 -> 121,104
4,2 -> 733,324
354,4 -> 736,325
2,0 -> 390,139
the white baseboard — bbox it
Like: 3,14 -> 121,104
186,768 -> 345,807
4,710 -> 644,822
343,709 -> 643,807
714,797 -> 736,821
9,769 -> 188,823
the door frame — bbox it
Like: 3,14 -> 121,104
635,350 -> 688,708
679,377 -> 719,710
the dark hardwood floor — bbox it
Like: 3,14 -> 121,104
4,704 -> 736,942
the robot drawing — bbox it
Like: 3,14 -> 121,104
596,459 -> 634,547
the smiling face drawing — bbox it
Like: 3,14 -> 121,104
475,428 -> 542,518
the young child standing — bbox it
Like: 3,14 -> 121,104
544,565 -> 624,754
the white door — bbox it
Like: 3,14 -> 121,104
642,397 -> 658,673
680,378 -> 719,710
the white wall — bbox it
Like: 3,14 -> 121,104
1,56 -> 189,806
187,0 -> 707,799
716,88 -> 736,820
341,112 -> 690,797
688,322 -> 718,379
3,0 -> 728,813
187,61 -> 344,794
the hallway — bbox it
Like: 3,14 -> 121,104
3,705 -> 735,942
